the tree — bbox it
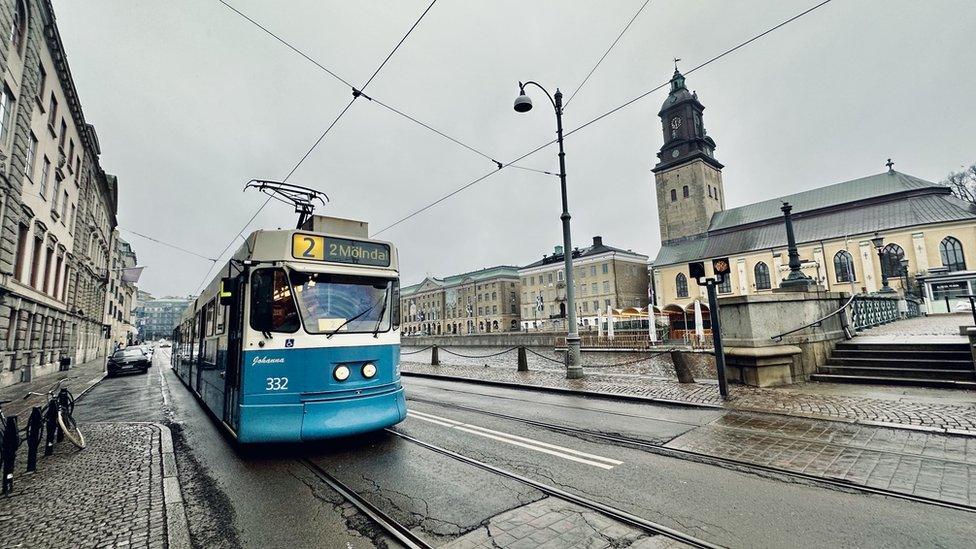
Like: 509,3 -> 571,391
942,163 -> 976,205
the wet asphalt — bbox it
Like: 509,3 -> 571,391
72,349 -> 976,548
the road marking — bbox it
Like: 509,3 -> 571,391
406,409 -> 622,469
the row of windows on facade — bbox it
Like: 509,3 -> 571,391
404,318 -> 520,336
522,262 -> 618,287
669,184 -> 721,203
403,301 -> 518,323
672,236 -> 968,298
523,298 -> 622,317
526,280 -> 614,302
408,289 -> 516,314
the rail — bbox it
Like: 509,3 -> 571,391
771,293 -> 856,342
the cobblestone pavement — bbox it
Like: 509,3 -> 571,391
441,497 -> 687,549
859,312 -> 972,337
0,355 -> 106,418
0,423 -> 168,548
402,361 -> 976,435
667,412 -> 976,506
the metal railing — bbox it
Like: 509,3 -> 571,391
771,293 -> 856,342
851,294 -> 902,330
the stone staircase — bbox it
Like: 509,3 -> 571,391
811,341 -> 976,389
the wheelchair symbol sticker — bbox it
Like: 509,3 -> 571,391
285,339 -> 294,348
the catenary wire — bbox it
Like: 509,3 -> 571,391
564,0 -> 652,108
195,1 -> 439,294
120,228 -> 218,262
370,0 -> 834,237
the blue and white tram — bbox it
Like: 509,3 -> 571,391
171,218 -> 405,443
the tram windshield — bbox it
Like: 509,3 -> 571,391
288,270 -> 393,334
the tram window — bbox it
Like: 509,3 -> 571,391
250,269 -> 300,333
288,270 -> 393,334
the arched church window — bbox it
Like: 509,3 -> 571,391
675,273 -> 688,298
682,186 -> 689,198
754,262 -> 771,290
880,244 -> 905,279
670,189 -> 677,202
833,251 -> 856,283
940,236 -> 966,271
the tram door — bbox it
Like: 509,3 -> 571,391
195,310 -> 207,393
221,275 -> 245,430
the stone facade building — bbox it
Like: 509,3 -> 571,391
650,70 -> 976,315
106,235 -> 136,347
134,294 -> 192,341
401,266 -> 521,335
0,1 -> 132,387
519,236 -> 650,331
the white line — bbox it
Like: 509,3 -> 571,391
405,412 -> 621,469
408,409 -> 623,465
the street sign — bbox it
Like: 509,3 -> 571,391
689,261 -> 706,280
712,257 -> 730,283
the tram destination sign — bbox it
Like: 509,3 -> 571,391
291,233 -> 391,267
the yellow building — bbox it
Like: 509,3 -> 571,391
651,70 -> 975,315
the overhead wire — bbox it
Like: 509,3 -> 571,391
120,228 -> 217,262
194,0 -> 439,294
564,0 -> 652,108
370,0 -> 835,237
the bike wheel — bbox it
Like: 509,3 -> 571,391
57,410 -> 86,449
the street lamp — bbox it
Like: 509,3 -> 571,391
899,257 -> 910,296
871,232 -> 896,293
513,81 -> 583,379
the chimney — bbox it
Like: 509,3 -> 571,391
554,245 -> 564,256
592,236 -> 603,247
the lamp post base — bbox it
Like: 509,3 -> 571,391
877,285 -> 897,294
564,337 -> 583,379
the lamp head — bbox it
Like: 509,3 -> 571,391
899,258 -> 909,268
513,83 -> 533,113
870,232 -> 884,250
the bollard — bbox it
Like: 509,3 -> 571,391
430,345 -> 440,366
517,347 -> 528,372
2,415 -> 18,494
45,401 -> 58,456
26,407 -> 43,473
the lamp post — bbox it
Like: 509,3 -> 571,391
871,232 -> 896,293
778,202 -> 813,291
899,258 -> 910,296
514,81 -> 583,379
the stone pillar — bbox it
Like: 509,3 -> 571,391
736,258 -> 749,295
772,253 -> 784,286
719,291 -> 850,387
911,232 -> 929,273
859,241 -> 877,293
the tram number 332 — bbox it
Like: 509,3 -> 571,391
266,377 -> 289,391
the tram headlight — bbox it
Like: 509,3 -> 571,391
362,363 -> 377,378
333,364 -> 351,382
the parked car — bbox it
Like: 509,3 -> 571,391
159,341 -> 172,348
140,345 -> 154,364
107,348 -> 151,376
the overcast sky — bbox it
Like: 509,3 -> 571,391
51,0 -> 975,297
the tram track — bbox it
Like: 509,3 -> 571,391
384,428 -> 723,549
406,396 -> 976,516
298,457 -> 434,549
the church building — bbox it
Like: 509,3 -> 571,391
650,69 -> 976,316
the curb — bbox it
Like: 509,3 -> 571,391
154,422 -> 191,549
74,372 -> 106,402
402,370 -> 976,438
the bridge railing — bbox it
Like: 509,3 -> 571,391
851,294 -> 902,331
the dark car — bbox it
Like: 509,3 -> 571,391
107,348 -> 151,377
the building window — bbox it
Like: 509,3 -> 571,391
676,273 -> 688,298
682,185 -> 689,198
0,86 -> 14,146
590,265 -> 596,277
61,190 -> 68,219
51,175 -> 62,214
590,282 -> 597,294
58,119 -> 67,149
67,140 -> 75,169
39,157 -> 50,197
754,262 -> 771,290
880,243 -> 905,279
9,0 -> 26,52
717,273 -> 732,294
940,236 -> 966,272
833,251 -> 856,283
708,185 -> 712,198
670,189 -> 677,202
603,280 -> 610,293
25,132 -> 37,181
47,94 -> 58,129
37,63 -> 46,100
602,263 -> 608,274
14,224 -> 28,281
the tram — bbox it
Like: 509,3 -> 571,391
171,214 -> 405,443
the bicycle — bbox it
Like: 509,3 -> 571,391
25,378 -> 86,450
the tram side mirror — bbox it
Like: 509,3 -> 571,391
219,277 -> 236,306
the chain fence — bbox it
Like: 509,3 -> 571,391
438,347 -> 519,359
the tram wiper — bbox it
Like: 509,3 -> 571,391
326,294 -> 385,339
372,292 -> 389,338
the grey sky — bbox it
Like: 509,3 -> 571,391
50,0 -> 975,297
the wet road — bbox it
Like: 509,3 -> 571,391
73,348 -> 976,548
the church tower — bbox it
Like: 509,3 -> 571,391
652,69 -> 725,243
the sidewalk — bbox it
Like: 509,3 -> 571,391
0,355 -> 107,418
0,360 -> 189,549
402,361 -> 976,436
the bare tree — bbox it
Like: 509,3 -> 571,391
942,163 -> 976,205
